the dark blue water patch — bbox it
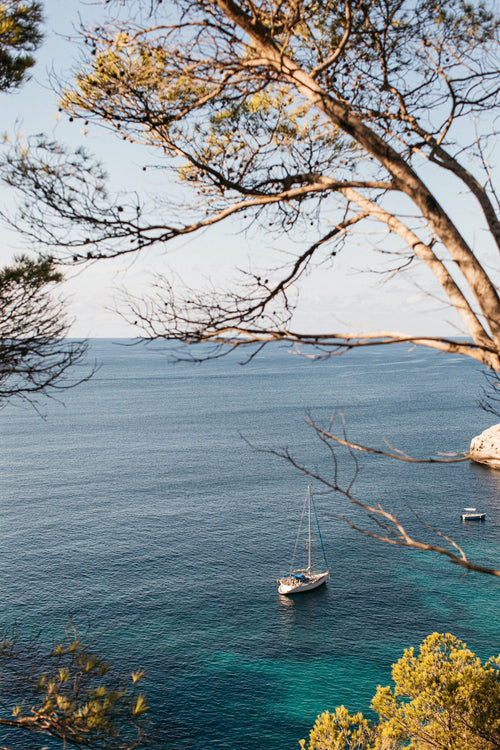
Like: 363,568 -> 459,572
0,340 -> 499,750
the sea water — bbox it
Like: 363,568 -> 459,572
0,340 -> 499,749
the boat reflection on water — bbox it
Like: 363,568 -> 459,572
277,580 -> 330,635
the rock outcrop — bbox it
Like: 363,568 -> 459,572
470,424 -> 500,469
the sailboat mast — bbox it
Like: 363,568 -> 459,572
307,485 -> 312,573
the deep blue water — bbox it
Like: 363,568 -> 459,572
1,340 -> 500,749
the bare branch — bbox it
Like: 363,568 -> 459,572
304,414 -> 470,464
242,408 -> 499,577
0,256 -> 92,409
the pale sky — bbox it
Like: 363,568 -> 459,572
0,0 -> 495,339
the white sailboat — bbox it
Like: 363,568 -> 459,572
277,485 -> 329,595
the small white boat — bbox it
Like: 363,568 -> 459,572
460,507 -> 486,521
278,486 -> 329,595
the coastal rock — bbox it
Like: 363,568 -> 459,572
470,424 -> 500,469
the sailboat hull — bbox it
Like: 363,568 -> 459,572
278,571 -> 329,595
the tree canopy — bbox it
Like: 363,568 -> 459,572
0,0 -> 43,91
302,632 -> 500,750
0,622 -> 151,750
2,0 -> 499,372
0,254 -> 89,407
0,2 -> 90,408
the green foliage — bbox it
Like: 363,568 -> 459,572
51,0 -> 499,275
0,0 -> 43,91
0,252 -> 62,288
300,706 -> 376,750
373,632 -> 500,749
0,5 -> 92,409
301,633 -> 500,750
2,0 -> 500,390
0,622 -> 150,749
0,253 -> 90,407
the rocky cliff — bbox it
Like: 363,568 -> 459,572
470,424 -> 500,469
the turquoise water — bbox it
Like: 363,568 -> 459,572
0,340 -> 499,749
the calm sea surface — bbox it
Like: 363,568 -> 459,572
1,340 -> 500,749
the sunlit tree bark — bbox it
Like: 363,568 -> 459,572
2,0 -> 498,371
